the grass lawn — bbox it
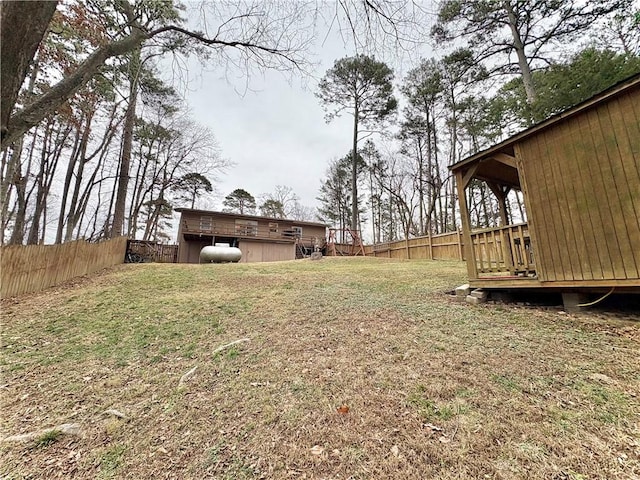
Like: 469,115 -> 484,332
1,257 -> 638,479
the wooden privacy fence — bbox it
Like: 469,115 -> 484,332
1,237 -> 127,299
364,230 -> 465,261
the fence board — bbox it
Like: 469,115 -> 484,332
366,231 -> 465,261
1,237 -> 127,298
127,240 -> 178,263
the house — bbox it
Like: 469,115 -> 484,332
450,74 -> 640,305
175,208 -> 328,263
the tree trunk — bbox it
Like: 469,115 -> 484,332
351,105 -> 359,232
56,117 -> 84,243
3,54 -> 41,244
8,126 -> 42,245
504,1 -> 537,104
0,148 -> 10,244
26,122 -> 52,245
418,138 -> 425,236
368,166 -> 376,244
6,137 -> 27,244
128,125 -> 160,238
448,85 -> 458,232
111,48 -> 141,238
27,119 -> 68,244
63,110 -> 94,241
0,0 -> 57,144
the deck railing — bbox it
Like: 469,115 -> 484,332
181,219 -> 322,247
470,223 -> 535,277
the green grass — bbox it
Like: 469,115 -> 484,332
98,444 -> 126,479
34,429 -> 62,448
407,385 -> 468,422
1,258 -> 638,480
492,374 -> 521,392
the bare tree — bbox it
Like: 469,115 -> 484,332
327,0 -> 432,58
1,0 -> 317,150
259,185 -> 302,217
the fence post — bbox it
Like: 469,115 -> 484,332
457,229 -> 464,261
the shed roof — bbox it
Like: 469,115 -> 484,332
450,73 -> 640,177
174,208 -> 328,228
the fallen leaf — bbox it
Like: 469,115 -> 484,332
336,404 -> 350,414
310,445 -> 324,456
390,445 -> 399,457
439,436 -> 451,443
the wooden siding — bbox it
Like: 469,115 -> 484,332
0,237 -> 127,298
181,238 -> 213,263
238,241 -> 295,263
364,231 -> 464,261
516,86 -> 640,283
180,211 -> 326,245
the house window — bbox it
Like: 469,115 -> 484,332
199,216 -> 212,232
235,219 -> 258,236
292,226 -> 303,238
269,223 -> 278,233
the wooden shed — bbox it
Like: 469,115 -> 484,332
450,74 -> 640,299
175,208 -> 328,263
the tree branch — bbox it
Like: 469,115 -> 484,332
148,24 -> 303,65
2,28 -> 147,149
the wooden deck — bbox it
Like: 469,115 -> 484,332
181,218 -> 321,247
467,222 -> 640,289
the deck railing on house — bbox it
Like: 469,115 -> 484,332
470,223 -> 535,277
181,219 -> 323,248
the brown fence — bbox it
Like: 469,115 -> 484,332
127,240 -> 178,263
364,231 -> 465,261
1,237 -> 128,299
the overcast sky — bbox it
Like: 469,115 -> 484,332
173,16 -> 435,218
185,57 -> 354,211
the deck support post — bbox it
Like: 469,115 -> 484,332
455,170 -> 478,280
487,182 -> 511,227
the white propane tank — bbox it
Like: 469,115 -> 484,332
200,243 -> 242,263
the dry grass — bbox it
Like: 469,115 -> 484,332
1,257 -> 638,480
